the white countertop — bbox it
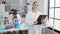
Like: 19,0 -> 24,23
0,24 -> 51,33
0,28 -> 28,33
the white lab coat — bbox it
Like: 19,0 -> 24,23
9,14 -> 21,24
25,11 -> 42,25
25,11 -> 43,34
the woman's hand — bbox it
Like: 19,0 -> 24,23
34,21 -> 38,24
41,19 -> 47,24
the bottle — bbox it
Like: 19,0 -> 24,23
0,15 -> 5,30
4,17 -> 10,30
14,18 -> 20,28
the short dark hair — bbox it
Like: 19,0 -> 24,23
10,9 -> 18,15
13,11 -> 17,15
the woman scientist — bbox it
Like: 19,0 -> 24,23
25,1 -> 46,34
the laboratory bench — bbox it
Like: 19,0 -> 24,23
3,30 -> 28,34
0,24 -> 52,34
0,23 -> 28,34
0,28 -> 28,34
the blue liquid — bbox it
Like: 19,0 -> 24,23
14,23 -> 20,28
6,26 -> 10,30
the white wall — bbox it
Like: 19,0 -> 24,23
0,0 -> 24,12
0,4 -> 5,12
44,0 -> 48,14
0,0 -> 20,4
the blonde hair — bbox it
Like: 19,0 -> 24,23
32,1 -> 38,9
33,1 -> 38,6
